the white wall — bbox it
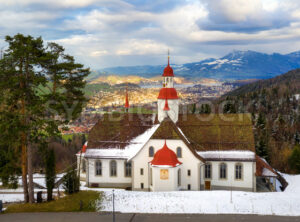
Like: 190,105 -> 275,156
157,99 -> 179,123
151,166 -> 179,192
201,161 -> 256,191
132,139 -> 202,191
87,158 -> 132,186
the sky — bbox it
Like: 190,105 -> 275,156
1,0 -> 300,69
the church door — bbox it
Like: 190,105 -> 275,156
204,181 -> 211,190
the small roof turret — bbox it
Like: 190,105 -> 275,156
150,141 -> 182,167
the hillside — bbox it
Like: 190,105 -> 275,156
218,69 -> 300,173
224,69 -> 300,96
97,50 -> 300,80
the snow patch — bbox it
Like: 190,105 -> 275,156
197,150 -> 255,160
98,174 -> 300,216
85,124 -> 159,160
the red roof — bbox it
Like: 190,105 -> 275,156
158,88 -> 179,99
162,57 -> 174,77
150,141 -> 182,167
163,99 -> 170,111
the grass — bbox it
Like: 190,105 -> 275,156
5,191 -> 101,213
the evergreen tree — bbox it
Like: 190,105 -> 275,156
0,34 -> 90,203
200,104 -> 211,114
62,167 -> 80,194
191,103 -> 196,114
289,145 -> 300,173
256,137 -> 269,161
45,148 -> 56,201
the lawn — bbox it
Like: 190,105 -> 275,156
5,191 -> 101,213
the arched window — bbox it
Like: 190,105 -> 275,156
204,163 -> 212,179
178,169 -> 181,186
95,160 -> 102,176
235,163 -> 243,180
82,159 -> 86,173
125,161 -> 132,177
219,163 -> 227,179
149,146 -> 154,157
110,160 -> 117,177
176,147 -> 182,158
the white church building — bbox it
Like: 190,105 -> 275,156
77,57 -> 280,192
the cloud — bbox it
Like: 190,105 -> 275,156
199,0 -> 294,33
1,0 -> 300,68
0,0 -> 133,9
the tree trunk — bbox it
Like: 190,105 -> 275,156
21,141 -> 29,203
27,143 -> 35,203
20,60 -> 29,203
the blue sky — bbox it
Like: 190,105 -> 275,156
1,0 -> 300,69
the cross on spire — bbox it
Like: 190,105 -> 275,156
167,49 -> 170,66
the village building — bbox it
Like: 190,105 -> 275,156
77,56 -> 280,192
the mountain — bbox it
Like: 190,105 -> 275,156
98,50 -> 300,80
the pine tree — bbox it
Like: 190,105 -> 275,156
0,34 -> 90,203
289,145 -> 300,173
45,148 -> 56,201
191,103 -> 196,114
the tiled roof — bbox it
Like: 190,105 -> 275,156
87,113 -> 255,153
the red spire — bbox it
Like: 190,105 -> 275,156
150,141 -> 182,167
125,84 -> 129,109
78,142 -> 87,154
162,50 -> 174,77
163,99 -> 170,111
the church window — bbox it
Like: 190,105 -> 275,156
187,184 -> 191,190
140,168 -> 144,175
187,169 -> 191,176
235,163 -> 243,180
110,160 -> 117,177
95,160 -> 102,176
219,163 -> 227,179
205,163 -> 212,179
141,183 -> 144,189
176,147 -> 182,158
178,169 -> 181,186
149,146 -> 154,157
82,159 -> 86,173
125,161 -> 132,177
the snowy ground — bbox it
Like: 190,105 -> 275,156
0,174 -> 64,203
99,174 -> 300,216
2,174 -> 300,216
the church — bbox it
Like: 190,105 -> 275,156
77,56 -> 279,192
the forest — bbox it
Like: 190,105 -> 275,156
219,69 -> 300,173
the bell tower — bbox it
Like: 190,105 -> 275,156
157,51 -> 179,123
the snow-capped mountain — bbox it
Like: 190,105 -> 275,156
99,50 -> 300,80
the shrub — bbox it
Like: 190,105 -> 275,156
289,145 -> 300,173
62,168 -> 80,194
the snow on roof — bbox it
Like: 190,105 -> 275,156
177,127 -> 190,144
85,124 -> 159,160
262,168 -> 277,177
197,150 -> 255,161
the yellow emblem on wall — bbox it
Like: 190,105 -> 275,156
160,169 -> 169,180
